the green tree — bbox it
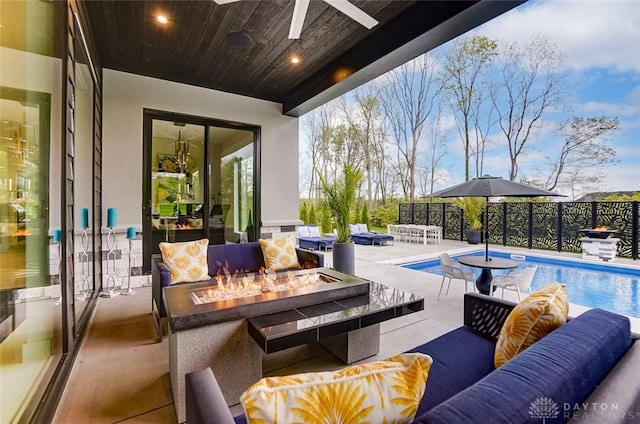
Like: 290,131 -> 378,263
353,203 -> 362,225
360,202 -> 369,227
299,201 -> 308,224
308,203 -> 317,225
320,208 -> 333,234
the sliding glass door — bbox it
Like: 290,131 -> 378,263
142,111 -> 259,271
210,126 -> 255,244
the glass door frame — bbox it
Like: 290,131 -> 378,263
142,109 -> 261,273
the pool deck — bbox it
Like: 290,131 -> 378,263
53,239 -> 640,422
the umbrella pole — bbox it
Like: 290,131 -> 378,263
485,198 -> 490,261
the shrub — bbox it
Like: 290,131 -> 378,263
321,208 -> 333,234
299,202 -> 308,224
360,203 -> 369,227
370,202 -> 399,228
308,203 -> 317,225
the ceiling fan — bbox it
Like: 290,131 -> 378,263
213,0 -> 379,39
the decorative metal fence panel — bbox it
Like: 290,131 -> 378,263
428,204 -> 444,228
531,203 -> 559,251
444,203 -> 463,241
504,202 -> 529,248
398,201 -> 639,260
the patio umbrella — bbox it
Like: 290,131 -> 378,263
427,175 -> 565,261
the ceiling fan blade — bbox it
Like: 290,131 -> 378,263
323,0 -> 378,29
288,0 -> 310,39
213,0 -> 242,4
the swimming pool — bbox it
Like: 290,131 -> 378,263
402,251 -> 640,318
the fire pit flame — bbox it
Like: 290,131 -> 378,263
192,266 -> 326,304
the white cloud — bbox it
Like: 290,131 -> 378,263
598,163 -> 639,192
578,100 -> 640,117
474,0 -> 640,73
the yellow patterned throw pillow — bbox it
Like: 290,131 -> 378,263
494,282 -> 569,368
159,239 -> 210,284
240,353 -> 432,424
258,236 -> 300,272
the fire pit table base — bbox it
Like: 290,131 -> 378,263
169,319 -> 262,423
320,324 -> 381,364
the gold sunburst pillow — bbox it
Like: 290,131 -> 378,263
494,282 -> 569,368
258,236 -> 300,272
240,353 -> 432,424
159,238 -> 210,284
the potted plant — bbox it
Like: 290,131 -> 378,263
318,165 -> 362,274
455,197 -> 484,244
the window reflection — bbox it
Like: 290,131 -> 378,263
151,121 -> 205,244
146,116 -> 257,257
0,89 -> 59,423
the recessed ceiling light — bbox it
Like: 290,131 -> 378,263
291,56 -> 301,65
227,31 -> 253,47
157,15 -> 168,24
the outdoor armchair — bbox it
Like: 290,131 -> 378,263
490,265 -> 538,302
438,253 -> 475,300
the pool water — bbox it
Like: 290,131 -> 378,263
402,251 -> 640,318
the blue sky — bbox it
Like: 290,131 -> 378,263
299,0 -> 640,199
458,0 -> 640,196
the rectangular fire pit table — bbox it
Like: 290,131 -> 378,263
163,267 -> 424,423
248,281 -> 424,363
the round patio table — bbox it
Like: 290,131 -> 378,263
457,256 -> 518,295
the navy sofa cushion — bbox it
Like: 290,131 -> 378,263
299,236 -> 335,251
407,326 -> 496,418
207,243 -> 266,276
415,308 -> 631,424
351,233 -> 394,245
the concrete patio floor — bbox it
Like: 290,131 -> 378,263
52,240 -> 640,423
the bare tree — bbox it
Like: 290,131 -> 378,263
469,86 -> 496,178
491,33 -> 567,181
370,125 -> 391,203
339,85 -> 386,207
302,104 -> 336,200
443,35 -> 498,181
380,55 -> 443,202
418,110 -> 450,196
543,116 -> 619,192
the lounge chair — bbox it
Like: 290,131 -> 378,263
349,223 -> 394,246
297,225 -> 336,251
438,253 -> 475,300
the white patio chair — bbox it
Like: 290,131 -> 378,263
410,227 -> 424,244
438,253 -> 475,300
490,266 -> 538,302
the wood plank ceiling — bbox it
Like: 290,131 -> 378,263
83,0 -> 523,116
